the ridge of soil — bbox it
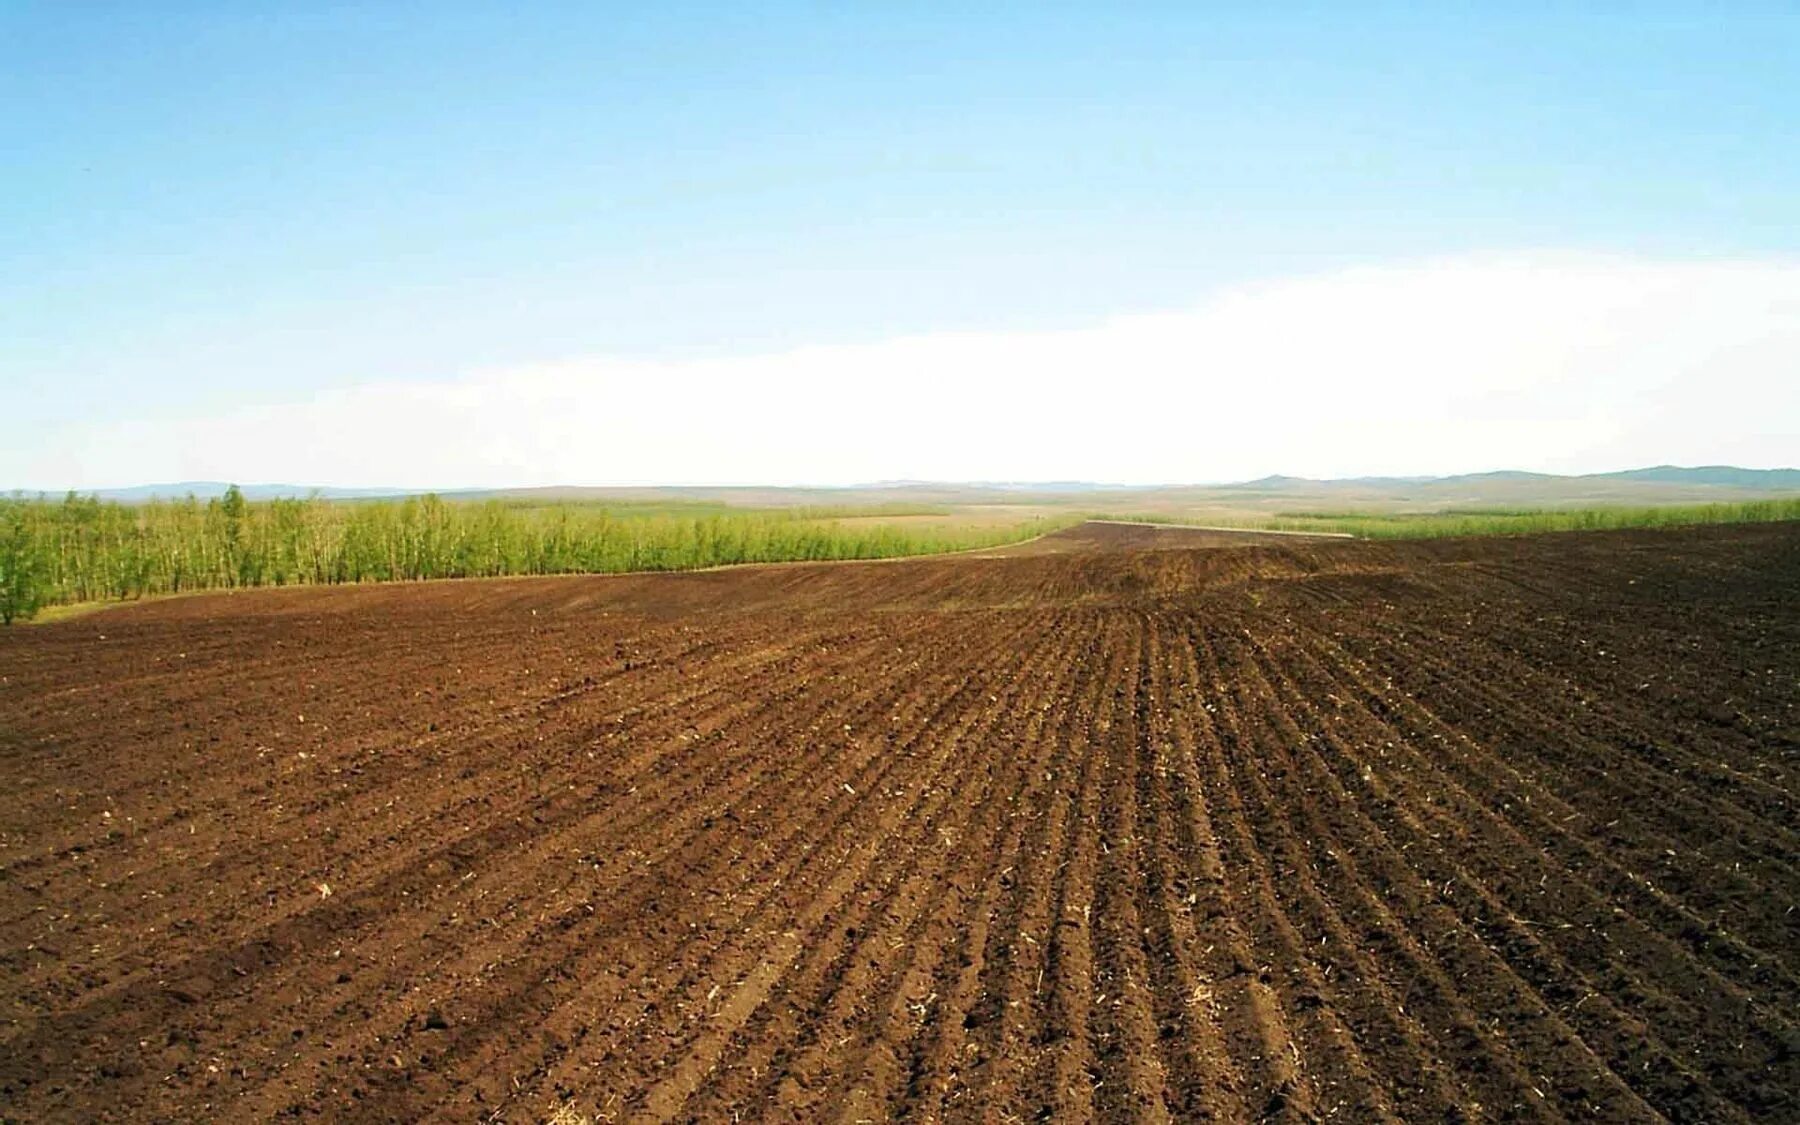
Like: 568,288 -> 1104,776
2,521 -> 1797,1121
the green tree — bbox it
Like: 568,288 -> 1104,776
0,504 -> 46,625
219,483 -> 250,586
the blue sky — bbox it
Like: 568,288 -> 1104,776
4,4 -> 1798,486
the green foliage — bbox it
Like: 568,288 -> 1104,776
1096,497 -> 1800,540
0,490 -> 1069,615
0,502 -> 46,624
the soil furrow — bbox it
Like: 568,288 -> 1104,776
3,521 -> 1796,1122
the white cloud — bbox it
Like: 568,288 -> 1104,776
19,251 -> 1800,489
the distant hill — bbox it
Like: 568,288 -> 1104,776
1234,475 -> 1312,491
1588,465 -> 1800,490
15,466 -> 1797,510
1224,466 -> 1798,491
77,482 -> 410,502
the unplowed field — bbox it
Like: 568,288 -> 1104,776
2,523 -> 1797,1122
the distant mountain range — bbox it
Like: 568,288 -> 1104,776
1232,465 -> 1800,492
71,482 -> 414,502
14,465 -> 1799,504
1598,465 -> 1800,489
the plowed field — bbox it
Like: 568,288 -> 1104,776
2,523 -> 1796,1122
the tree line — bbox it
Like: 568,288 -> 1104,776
0,489 -> 1057,623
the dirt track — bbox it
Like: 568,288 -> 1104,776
2,522 -> 1797,1122
975,521 -> 1350,556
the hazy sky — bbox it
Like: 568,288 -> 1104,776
5,4 -> 1797,488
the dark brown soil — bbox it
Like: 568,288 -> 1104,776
2,522 -> 1796,1122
